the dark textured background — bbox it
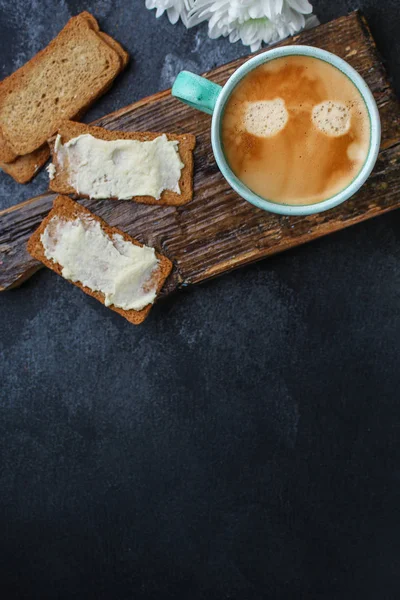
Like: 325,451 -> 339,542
1,1 -> 400,599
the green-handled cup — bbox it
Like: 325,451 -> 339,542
172,46 -> 381,216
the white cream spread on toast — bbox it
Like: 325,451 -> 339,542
51,133 -> 184,200
41,214 -> 159,311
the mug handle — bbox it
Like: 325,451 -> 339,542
172,71 -> 222,115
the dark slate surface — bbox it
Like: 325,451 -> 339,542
1,1 -> 400,599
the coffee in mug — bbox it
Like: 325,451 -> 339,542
221,55 -> 371,206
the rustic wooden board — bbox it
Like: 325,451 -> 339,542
1,11 -> 399,294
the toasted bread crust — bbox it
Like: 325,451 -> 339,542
81,12 -> 129,69
48,121 -> 196,206
79,11 -> 100,31
27,196 -> 173,324
98,32 -> 129,69
0,145 -> 50,184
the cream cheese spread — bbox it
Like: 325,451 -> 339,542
41,215 -> 160,311
47,163 -> 56,180
52,133 -> 184,200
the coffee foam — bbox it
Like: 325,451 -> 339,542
312,101 -> 351,137
244,99 -> 288,138
347,141 -> 365,161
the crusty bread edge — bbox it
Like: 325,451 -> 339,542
79,11 -> 100,32
27,195 -> 173,325
0,145 -> 50,183
0,125 -> 18,163
98,32 -> 129,69
48,121 -> 196,206
82,12 -> 129,69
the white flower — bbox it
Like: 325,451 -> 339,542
188,0 -> 315,51
145,0 -> 317,51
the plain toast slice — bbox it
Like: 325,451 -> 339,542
48,121 -> 196,205
0,12 -> 125,161
0,12 -> 128,181
27,196 -> 173,325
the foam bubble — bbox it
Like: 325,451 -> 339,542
312,101 -> 351,137
244,98 -> 289,138
347,142 -> 364,162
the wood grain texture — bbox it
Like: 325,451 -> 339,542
1,11 -> 399,293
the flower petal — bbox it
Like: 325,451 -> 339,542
286,0 -> 313,15
167,6 -> 180,24
155,6 -> 166,18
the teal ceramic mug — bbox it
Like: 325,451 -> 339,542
172,45 -> 381,216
